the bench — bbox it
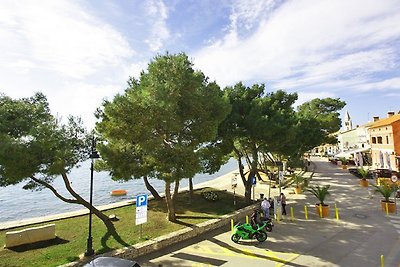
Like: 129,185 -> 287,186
5,224 -> 56,248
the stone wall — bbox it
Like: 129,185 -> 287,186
5,224 -> 56,248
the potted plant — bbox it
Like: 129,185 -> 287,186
339,157 -> 349,169
291,174 -> 306,194
308,185 -> 330,217
372,184 -> 398,213
357,167 -> 370,187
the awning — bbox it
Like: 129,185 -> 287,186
334,147 -> 370,159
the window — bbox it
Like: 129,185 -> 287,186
377,136 -> 383,144
372,137 -> 376,144
386,136 -> 389,144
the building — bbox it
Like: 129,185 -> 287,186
334,111 -> 371,164
368,112 -> 400,171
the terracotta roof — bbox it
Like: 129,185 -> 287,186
369,113 -> 400,128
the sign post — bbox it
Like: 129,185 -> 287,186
252,175 -> 256,200
278,170 -> 284,195
136,194 -> 148,239
231,173 -> 238,207
391,175 -> 398,213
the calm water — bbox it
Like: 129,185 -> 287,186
0,159 -> 237,223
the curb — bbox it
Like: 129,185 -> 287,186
61,203 -> 258,267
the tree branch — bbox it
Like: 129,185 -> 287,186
61,173 -> 90,205
29,176 -> 78,204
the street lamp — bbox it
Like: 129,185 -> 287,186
85,138 -> 100,257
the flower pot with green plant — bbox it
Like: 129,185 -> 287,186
291,174 -> 306,194
357,167 -> 370,187
372,184 -> 398,213
308,185 -> 330,217
339,157 -> 349,169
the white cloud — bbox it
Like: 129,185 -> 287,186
46,82 -> 122,128
0,0 -> 139,128
295,91 -> 335,107
0,0 -> 134,79
193,0 -> 400,91
355,77 -> 400,92
144,0 -> 170,52
229,0 -> 279,33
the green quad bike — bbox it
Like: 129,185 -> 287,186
231,221 -> 268,243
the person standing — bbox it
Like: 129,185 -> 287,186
261,198 -> 271,219
250,209 -> 261,229
279,193 -> 287,215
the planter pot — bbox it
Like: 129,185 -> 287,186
294,186 -> 302,194
315,204 -> 330,218
359,179 -> 369,187
342,165 -> 348,170
380,200 -> 396,213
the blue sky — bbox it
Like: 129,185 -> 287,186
1,0 -> 399,129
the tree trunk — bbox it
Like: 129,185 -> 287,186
188,177 -> 193,204
165,180 -> 176,221
244,171 -> 254,203
30,174 -> 130,247
248,144 -> 259,202
143,176 -> 162,200
234,148 -> 253,204
173,178 -> 180,202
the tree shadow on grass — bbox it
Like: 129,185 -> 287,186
6,237 -> 69,252
98,227 -> 131,254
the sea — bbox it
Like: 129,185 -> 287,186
0,159 -> 237,223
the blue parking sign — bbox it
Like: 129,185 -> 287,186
136,194 -> 148,225
136,194 -> 148,207
252,176 -> 256,185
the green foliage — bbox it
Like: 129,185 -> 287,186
291,174 -> 306,188
372,184 -> 398,202
96,52 -> 230,182
201,190 -> 219,201
216,82 -> 298,201
357,167 -> 369,180
339,157 -> 349,165
308,185 -> 330,205
293,98 -> 346,157
0,93 -> 90,188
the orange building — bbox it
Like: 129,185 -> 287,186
368,112 -> 400,171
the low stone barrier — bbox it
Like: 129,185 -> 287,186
5,224 -> 56,248
63,204 -> 257,267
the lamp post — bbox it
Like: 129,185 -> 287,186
85,138 -> 100,257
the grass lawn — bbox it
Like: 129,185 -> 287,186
0,188 -> 248,267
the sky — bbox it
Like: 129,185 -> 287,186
1,0 -> 400,130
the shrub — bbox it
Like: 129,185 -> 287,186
201,190 -> 219,201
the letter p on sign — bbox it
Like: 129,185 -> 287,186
137,194 -> 148,207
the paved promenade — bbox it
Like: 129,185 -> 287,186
135,157 -> 400,266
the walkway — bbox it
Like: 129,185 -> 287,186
135,157 -> 400,266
